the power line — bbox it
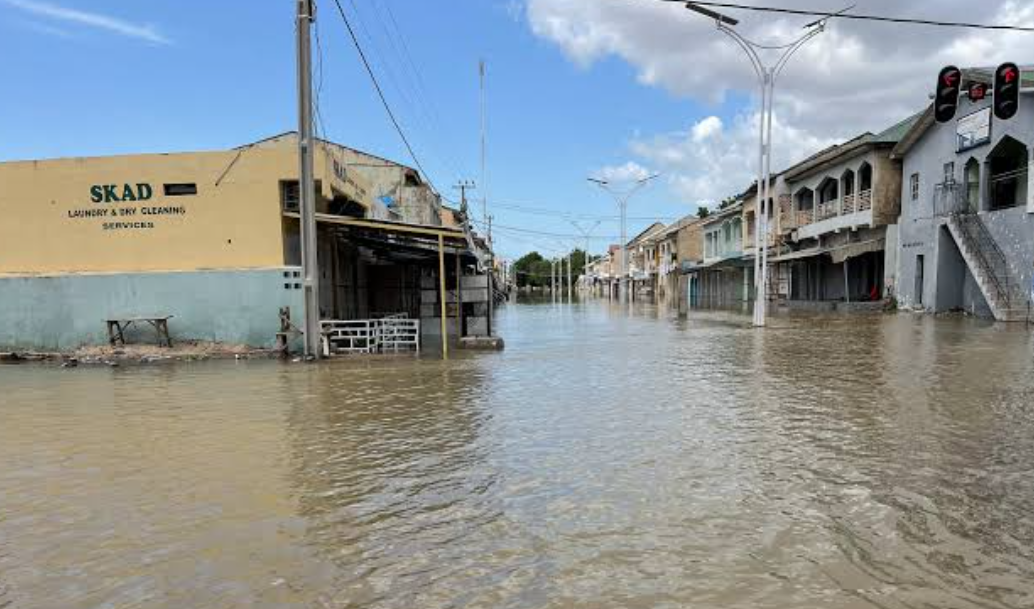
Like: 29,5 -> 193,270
372,0 -> 469,182
444,195 -> 682,222
329,0 -> 440,194
492,201 -> 681,222
670,1 -> 1034,32
352,0 -> 467,183
473,219 -> 625,241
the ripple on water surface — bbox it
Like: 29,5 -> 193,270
1,302 -> 1033,609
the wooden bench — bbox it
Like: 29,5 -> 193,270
106,316 -> 174,348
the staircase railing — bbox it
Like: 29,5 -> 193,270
951,212 -> 1012,310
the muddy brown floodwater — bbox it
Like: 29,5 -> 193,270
2,300 -> 1034,609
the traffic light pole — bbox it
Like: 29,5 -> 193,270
693,8 -> 826,327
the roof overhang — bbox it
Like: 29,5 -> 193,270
283,212 -> 472,261
771,238 -> 885,264
891,105 -> 935,160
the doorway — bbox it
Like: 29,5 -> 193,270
915,255 -> 925,306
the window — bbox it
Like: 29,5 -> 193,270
281,181 -> 300,211
943,162 -> 955,185
163,183 -> 197,196
910,173 -> 920,201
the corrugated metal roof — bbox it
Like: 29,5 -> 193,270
871,112 -> 923,144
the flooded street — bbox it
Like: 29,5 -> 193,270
3,301 -> 1034,609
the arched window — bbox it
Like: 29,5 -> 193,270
859,162 -> 873,192
988,136 -> 1029,210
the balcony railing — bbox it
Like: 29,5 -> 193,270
816,201 -> 837,220
842,193 -> 856,215
858,189 -> 872,212
784,189 -> 874,230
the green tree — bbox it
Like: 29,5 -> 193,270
513,251 -> 550,288
513,249 -> 589,288
696,206 -> 711,219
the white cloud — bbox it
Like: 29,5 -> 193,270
3,0 -> 170,44
504,0 -> 525,23
526,0 -> 1034,203
632,112 -> 837,206
691,116 -> 722,143
594,160 -> 653,183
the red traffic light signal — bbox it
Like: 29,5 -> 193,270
994,62 -> 1021,121
935,65 -> 962,123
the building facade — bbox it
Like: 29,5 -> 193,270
771,116 -> 914,310
691,202 -> 751,307
893,68 -> 1034,321
0,134 -> 490,351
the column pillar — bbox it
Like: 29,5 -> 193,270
982,160 -> 994,212
1027,147 -> 1034,214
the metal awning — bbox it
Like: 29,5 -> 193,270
770,247 -> 828,263
284,212 -> 475,261
830,239 -> 885,264
770,238 -> 885,265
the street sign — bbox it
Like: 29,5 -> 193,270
968,82 -> 988,102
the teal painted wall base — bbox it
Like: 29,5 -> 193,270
0,268 -> 305,351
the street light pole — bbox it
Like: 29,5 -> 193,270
588,174 -> 659,303
570,219 -> 602,295
685,1 -> 833,327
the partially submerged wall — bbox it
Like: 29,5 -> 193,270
0,269 -> 303,351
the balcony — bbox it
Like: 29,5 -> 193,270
782,189 -> 874,240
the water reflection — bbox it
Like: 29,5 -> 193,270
1,301 -> 1033,608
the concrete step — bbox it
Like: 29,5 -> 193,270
998,309 -> 1030,323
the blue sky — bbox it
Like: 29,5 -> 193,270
2,0 -> 1024,259
0,0 -> 742,259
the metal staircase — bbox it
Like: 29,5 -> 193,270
946,212 -> 1026,321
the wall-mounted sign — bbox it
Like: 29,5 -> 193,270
66,183 -> 188,231
967,83 -> 989,102
957,107 -> 992,152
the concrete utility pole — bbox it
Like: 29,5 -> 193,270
685,1 -> 833,327
551,259 -> 557,303
566,252 -> 572,303
297,0 -> 321,358
588,174 -> 659,303
454,180 -> 476,217
486,214 -> 494,336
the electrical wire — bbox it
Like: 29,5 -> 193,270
671,1 -> 1034,32
473,220 -> 625,241
492,201 -> 681,222
342,0 -> 467,185
330,0 -> 440,194
371,0 -> 469,182
443,196 -> 683,223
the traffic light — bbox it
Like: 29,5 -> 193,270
994,62 -> 1021,121
935,65 -> 962,123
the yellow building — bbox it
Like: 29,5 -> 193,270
0,134 -> 484,351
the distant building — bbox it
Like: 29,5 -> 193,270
627,222 -> 667,297
656,217 -> 696,299
690,201 -> 750,307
